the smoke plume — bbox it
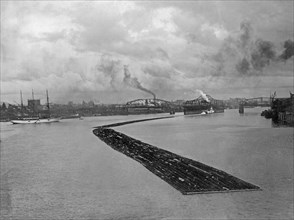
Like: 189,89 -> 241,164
123,65 -> 156,99
250,39 -> 275,71
279,39 -> 294,61
236,58 -> 250,75
196,89 -> 210,102
97,54 -> 121,88
239,20 -> 253,49
212,21 -> 291,76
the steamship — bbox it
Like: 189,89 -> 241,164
183,94 -> 225,115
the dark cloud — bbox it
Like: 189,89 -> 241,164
279,39 -> 294,61
236,58 -> 250,75
250,39 -> 275,71
210,21 -> 289,76
1,1 -> 293,103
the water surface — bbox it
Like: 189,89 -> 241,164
1,109 -> 293,219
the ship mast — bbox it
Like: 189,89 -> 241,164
20,90 -> 23,116
46,89 -> 50,117
31,89 -> 35,116
20,90 -> 23,108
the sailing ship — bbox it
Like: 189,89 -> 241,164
11,90 -> 60,124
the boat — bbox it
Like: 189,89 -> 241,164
183,94 -> 224,115
206,107 -> 215,114
11,117 -> 60,124
199,107 -> 215,115
61,113 -> 81,119
11,90 -> 60,124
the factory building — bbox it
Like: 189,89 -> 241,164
27,99 -> 41,112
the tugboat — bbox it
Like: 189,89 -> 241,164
200,107 -> 215,115
11,90 -> 60,124
183,92 -> 224,115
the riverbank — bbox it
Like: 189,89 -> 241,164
261,93 -> 294,126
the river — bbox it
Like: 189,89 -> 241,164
0,108 -> 293,219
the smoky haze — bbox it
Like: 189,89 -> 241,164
123,65 -> 156,100
1,1 -> 293,103
97,54 -> 121,89
212,21 -> 292,76
196,89 -> 210,102
279,39 -> 294,61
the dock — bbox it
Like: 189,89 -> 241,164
93,118 -> 260,194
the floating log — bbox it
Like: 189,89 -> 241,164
93,119 -> 260,195
93,116 -> 174,128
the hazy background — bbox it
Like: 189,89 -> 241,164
1,1 -> 293,104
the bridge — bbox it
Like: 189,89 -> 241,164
126,98 -> 172,107
125,98 -> 173,114
239,97 -> 271,113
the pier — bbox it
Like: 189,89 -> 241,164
93,117 -> 260,194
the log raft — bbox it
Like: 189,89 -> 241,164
93,118 -> 260,195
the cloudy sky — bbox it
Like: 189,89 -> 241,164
1,1 -> 293,104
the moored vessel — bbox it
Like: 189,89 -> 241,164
183,93 -> 225,115
11,117 -> 60,124
10,90 -> 60,124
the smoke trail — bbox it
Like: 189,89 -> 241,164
236,58 -> 250,75
213,21 -> 283,76
123,66 -> 156,99
196,89 -> 210,102
250,39 -> 275,71
279,39 -> 294,61
239,20 -> 253,49
97,54 -> 121,88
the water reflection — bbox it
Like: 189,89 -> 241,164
271,120 -> 294,127
0,170 -> 13,216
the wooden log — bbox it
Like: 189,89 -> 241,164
93,120 -> 261,194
